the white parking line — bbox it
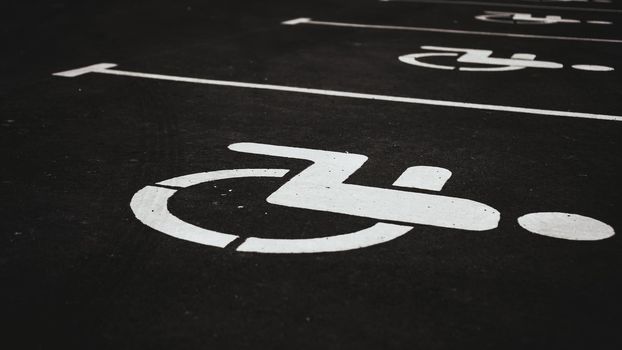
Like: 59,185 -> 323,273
282,18 -> 622,44
53,63 -> 622,122
380,0 -> 622,13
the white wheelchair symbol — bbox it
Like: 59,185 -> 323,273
399,46 -> 614,72
130,142 -> 614,254
475,11 -> 612,25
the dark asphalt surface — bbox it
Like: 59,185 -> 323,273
2,0 -> 622,348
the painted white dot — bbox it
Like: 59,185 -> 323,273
572,64 -> 614,72
518,212 -> 614,241
586,20 -> 612,25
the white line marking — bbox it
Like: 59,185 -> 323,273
282,17 -> 622,44
282,17 -> 312,25
53,63 -> 622,122
379,0 -> 622,13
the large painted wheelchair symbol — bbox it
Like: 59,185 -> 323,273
130,143 -> 614,254
399,46 -> 614,72
475,11 -> 612,25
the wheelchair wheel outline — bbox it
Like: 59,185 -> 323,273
130,168 -> 414,254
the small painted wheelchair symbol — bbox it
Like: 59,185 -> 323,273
399,46 -> 614,72
475,11 -> 612,25
130,143 -> 614,254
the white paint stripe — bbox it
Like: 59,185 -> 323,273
283,17 -> 622,44
53,64 -> 622,122
379,0 -> 622,13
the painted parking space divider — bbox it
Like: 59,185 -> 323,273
522,0 -> 611,4
398,46 -> 614,72
130,143 -> 614,254
53,63 -> 622,122
379,0 -> 622,14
